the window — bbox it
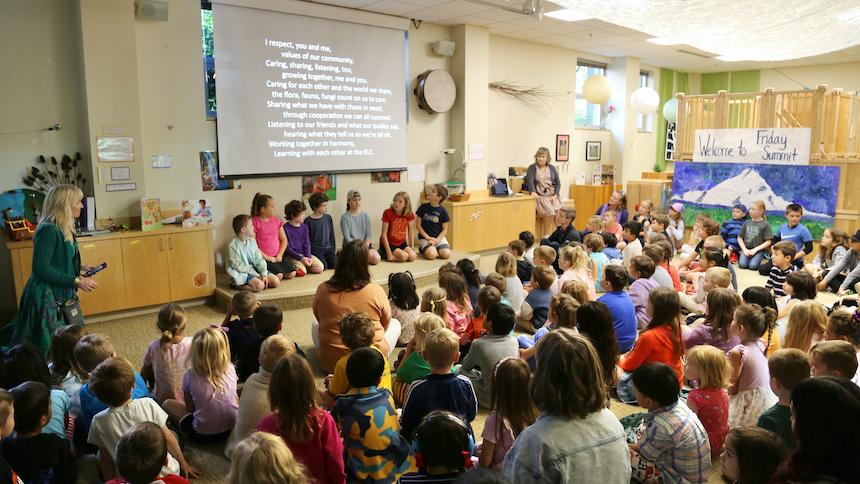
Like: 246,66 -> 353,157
575,61 -> 607,128
202,6 -> 216,118
637,70 -> 652,132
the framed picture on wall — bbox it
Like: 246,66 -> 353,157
555,134 -> 570,162
585,141 -> 602,161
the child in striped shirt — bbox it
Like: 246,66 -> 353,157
766,241 -> 797,298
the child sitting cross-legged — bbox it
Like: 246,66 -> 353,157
400,411 -> 477,483
283,199 -> 325,276
509,240 -> 533,284
400,328 -> 477,441
87,358 -> 197,480
757,348 -> 809,450
459,303 -> 519,409
225,335 -> 296,459
257,353 -> 345,483
105,422 -> 189,484
221,290 -> 260,366
389,272 -> 421,346
617,287 -> 685,404
627,255 -> 660,329
809,339 -> 859,379
48,324 -> 88,416
140,304 -> 192,404
602,232 -> 623,261
721,203 -> 748,264
554,245 -> 596,300
305,192 -> 338,270
227,214 -> 280,292
684,345 -> 730,457
495,252 -> 525,313
3,382 -> 77,483
584,233 -> 610,293
532,246 -> 557,275
598,265 -> 638,354
227,432 -> 308,484
163,328 -> 239,444
684,287 -> 741,353
76,334 -> 152,434
518,294 -> 579,368
393,313 -> 448,406
766,241 -> 797,298
520,230 -> 536,265
727,303 -> 779,427
323,312 -> 392,405
236,304 -> 291,383
440,271 -> 475,348
629,363 -> 711,484
517,266 -> 556,333
331,348 -> 415,482
478,358 -> 538,471
457,258 -> 483,310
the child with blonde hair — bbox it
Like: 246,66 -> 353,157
141,303 -> 192,404
439,272 -> 474,347
554,245 -> 596,300
163,327 -> 239,443
685,345 -> 731,456
728,304 -> 778,427
420,286 -> 449,323
495,252 -> 525,312
228,432 -> 309,484
584,215 -> 604,238
783,300 -> 827,353
532,245 -> 556,269
518,293 -> 580,364
584,233 -> 609,293
562,279 -> 591,305
479,358 -> 538,470
225,334 -> 296,459
738,200 -> 773,271
258,354 -> 345,483
684,288 -> 741,353
393,313 -> 448,405
381,191 -> 417,262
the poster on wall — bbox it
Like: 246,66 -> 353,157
181,199 -> 213,227
199,151 -> 234,191
370,171 -> 401,183
97,137 -> 134,162
301,174 -> 336,201
555,134 -> 570,162
692,128 -> 811,164
671,162 -> 839,238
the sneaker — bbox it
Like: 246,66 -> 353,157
295,267 -> 306,277
729,252 -> 739,264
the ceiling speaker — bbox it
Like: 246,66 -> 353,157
136,0 -> 169,22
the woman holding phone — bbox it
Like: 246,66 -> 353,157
6,185 -> 98,354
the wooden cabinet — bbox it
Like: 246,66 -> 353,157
626,179 -> 672,212
122,236 -> 171,307
4,226 -> 215,316
444,192 -> 535,252
77,239 -> 126,314
569,184 -> 614,231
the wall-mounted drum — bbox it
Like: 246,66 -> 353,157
414,69 -> 456,114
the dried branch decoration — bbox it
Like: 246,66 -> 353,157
488,80 -> 568,115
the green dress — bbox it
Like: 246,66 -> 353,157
8,223 -> 81,354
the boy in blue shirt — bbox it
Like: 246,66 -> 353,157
518,266 -> 555,331
721,203 -> 747,264
597,265 -> 638,353
305,192 -> 338,270
760,203 -> 813,275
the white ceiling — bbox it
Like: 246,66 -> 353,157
307,0 -> 860,73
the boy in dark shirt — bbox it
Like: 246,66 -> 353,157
221,290 -> 260,362
509,239 -> 534,284
541,208 -> 580,249
415,184 -> 452,261
305,192 -> 338,270
236,305 -> 300,382
766,241 -> 797,297
2,382 -> 77,483
400,328 -> 477,440
758,349 -> 809,450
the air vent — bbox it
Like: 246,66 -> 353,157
677,49 -> 713,59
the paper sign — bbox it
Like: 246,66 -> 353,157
692,128 -> 811,164
407,164 -> 425,182
97,136 -> 134,162
469,143 -> 485,161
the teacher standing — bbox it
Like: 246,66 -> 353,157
311,239 -> 400,373
9,185 -> 98,354
525,147 -> 562,237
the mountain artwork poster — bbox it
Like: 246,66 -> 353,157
671,162 -> 840,238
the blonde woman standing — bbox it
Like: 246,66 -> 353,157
8,185 -> 98,354
525,147 -> 562,238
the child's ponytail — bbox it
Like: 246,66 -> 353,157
251,193 -> 273,217
157,304 -> 187,351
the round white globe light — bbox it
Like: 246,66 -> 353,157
630,87 -> 660,114
582,75 -> 612,104
662,98 -> 678,123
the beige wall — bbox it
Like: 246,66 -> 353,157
760,62 -> 860,92
487,36 -> 613,196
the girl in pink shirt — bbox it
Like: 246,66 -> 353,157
141,303 -> 192,404
251,193 -> 295,280
257,353 -> 346,484
440,271 -> 473,347
555,245 -> 597,300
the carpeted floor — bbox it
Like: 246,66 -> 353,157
87,250 -> 837,483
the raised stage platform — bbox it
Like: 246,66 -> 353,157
213,250 -> 481,311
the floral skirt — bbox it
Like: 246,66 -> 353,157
5,279 -> 76,355
729,387 -> 776,428
535,194 -> 562,218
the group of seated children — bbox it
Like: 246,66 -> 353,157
229,185 -> 459,293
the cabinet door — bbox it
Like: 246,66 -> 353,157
78,239 -> 127,314
122,236 -> 171,307
166,230 -> 213,300
14,247 -> 35,303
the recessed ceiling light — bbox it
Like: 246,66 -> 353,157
544,9 -> 591,22
715,55 -> 743,62
646,37 -> 680,46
